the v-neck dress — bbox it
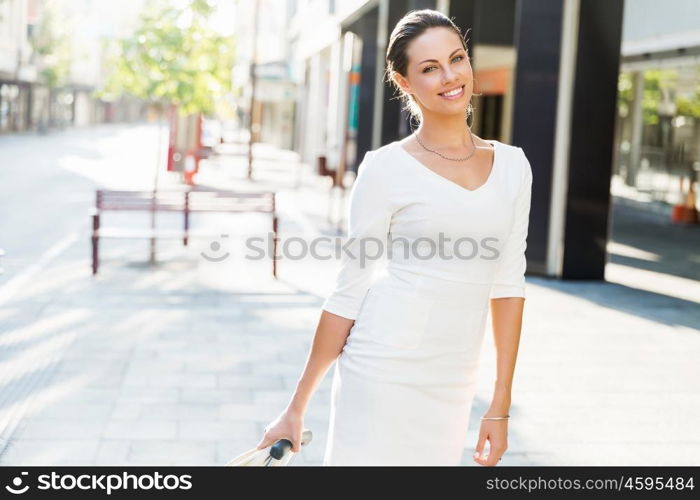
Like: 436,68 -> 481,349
321,139 -> 533,466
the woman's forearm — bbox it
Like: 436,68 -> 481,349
286,310 -> 354,415
486,297 -> 525,414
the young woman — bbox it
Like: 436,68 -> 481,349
256,9 -> 532,466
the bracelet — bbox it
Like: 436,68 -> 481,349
480,414 -> 510,420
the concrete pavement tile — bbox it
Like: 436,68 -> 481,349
117,387 -> 179,403
517,418 -> 689,446
179,387 -> 253,405
46,387 -> 121,404
93,440 -> 132,465
61,348 -> 135,361
0,439 -> 100,465
135,402 -> 221,420
218,402 -> 284,421
24,401 -> 113,420
79,372 -> 125,389
177,420 -> 257,440
512,443 -> 700,466
216,373 -> 285,390
183,360 -> 253,374
128,440 -> 217,465
54,359 -> 128,374
103,419 -> 177,440
193,348 -> 281,365
121,359 -> 186,373
121,373 -> 217,389
110,401 -> 142,419
13,418 -> 106,440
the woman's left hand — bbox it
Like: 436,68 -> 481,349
473,419 -> 508,466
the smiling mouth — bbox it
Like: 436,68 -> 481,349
439,85 -> 465,98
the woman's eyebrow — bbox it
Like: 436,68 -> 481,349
418,48 -> 464,65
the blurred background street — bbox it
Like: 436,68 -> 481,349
0,0 -> 699,466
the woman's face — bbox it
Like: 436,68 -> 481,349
394,27 -> 473,115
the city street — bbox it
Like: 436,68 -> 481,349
0,124 -> 699,466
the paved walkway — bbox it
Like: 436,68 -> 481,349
0,124 -> 698,466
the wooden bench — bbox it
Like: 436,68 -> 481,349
90,189 -> 278,276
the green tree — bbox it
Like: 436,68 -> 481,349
675,67 -> 700,119
641,69 -> 679,126
30,0 -> 73,88
617,72 -> 633,119
98,0 -> 236,116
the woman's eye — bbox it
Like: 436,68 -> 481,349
422,55 -> 464,73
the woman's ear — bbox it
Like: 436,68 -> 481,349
392,72 -> 412,95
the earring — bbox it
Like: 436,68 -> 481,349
466,102 -> 475,129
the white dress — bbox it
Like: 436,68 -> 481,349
321,139 -> 533,466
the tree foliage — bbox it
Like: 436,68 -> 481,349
30,0 -> 73,88
98,0 -> 236,115
618,68 -> 700,125
675,67 -> 700,119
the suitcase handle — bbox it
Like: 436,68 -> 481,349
269,439 -> 292,460
269,429 -> 313,460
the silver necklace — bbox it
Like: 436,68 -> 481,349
413,128 -> 477,162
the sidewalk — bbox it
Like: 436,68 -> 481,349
0,127 -> 698,466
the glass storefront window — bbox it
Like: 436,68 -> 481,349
614,65 -> 700,206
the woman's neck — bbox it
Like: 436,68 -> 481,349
415,109 -> 480,150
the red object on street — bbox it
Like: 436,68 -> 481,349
671,204 -> 684,223
183,171 -> 196,185
184,150 -> 197,186
166,109 -> 208,186
671,176 -> 699,224
671,204 -> 699,224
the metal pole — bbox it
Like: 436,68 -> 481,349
150,103 -> 164,264
247,0 -> 260,180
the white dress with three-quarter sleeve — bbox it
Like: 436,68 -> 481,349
321,139 -> 533,466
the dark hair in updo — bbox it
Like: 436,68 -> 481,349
385,9 -> 470,122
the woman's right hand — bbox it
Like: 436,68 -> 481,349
256,407 -> 304,453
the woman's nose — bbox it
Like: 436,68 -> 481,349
442,65 -> 457,83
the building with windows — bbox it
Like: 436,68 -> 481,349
0,0 -> 146,134
614,0 -> 700,214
